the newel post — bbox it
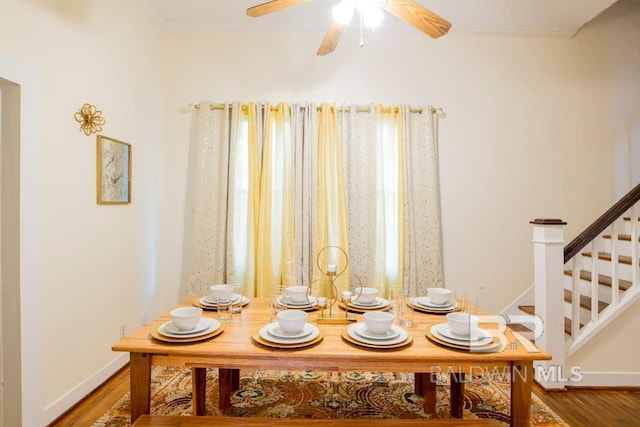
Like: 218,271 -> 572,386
530,218 -> 567,390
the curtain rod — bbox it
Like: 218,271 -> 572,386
189,103 -> 443,115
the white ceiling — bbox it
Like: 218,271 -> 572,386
137,0 -> 618,36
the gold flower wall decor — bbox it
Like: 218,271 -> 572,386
74,103 -> 105,135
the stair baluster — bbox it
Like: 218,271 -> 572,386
610,220 -> 619,306
631,206 -> 638,291
570,255 -> 580,339
589,240 -> 599,323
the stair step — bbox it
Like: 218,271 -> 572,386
563,289 -> 608,312
518,305 -> 583,335
519,305 -> 535,316
581,251 -> 634,265
623,216 -> 640,221
507,323 -> 532,332
603,234 -> 640,242
565,317 -> 578,335
563,269 -> 632,291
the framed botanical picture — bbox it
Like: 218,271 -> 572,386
96,135 -> 131,204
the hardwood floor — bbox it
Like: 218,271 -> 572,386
533,384 -> 640,426
49,367 -> 130,427
49,366 -> 640,426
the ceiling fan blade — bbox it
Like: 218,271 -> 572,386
317,22 -> 346,56
247,0 -> 313,17
383,0 -> 451,39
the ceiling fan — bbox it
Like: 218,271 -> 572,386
246,0 -> 452,56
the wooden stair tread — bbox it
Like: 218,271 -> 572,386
563,269 -> 632,291
622,216 -> 640,221
581,251 -> 634,265
564,317 -> 576,335
602,234 -> 640,242
506,323 -> 532,332
563,289 -> 608,312
518,305 -> 582,335
518,305 -> 535,316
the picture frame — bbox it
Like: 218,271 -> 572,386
96,135 -> 131,204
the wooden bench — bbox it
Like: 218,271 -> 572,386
132,415 -> 503,427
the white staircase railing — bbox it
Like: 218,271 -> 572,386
565,209 -> 640,356
532,182 -> 640,390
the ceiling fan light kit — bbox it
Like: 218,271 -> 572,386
247,0 -> 451,55
333,0 -> 384,28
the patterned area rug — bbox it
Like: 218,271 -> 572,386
93,367 -> 568,426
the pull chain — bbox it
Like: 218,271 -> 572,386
359,12 -> 364,47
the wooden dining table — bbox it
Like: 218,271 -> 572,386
112,296 -> 551,427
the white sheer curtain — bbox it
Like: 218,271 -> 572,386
184,102 -> 443,297
338,105 -> 377,288
183,102 -> 235,295
403,107 -> 444,295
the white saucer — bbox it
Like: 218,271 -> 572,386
349,297 -> 388,309
279,296 -> 317,308
259,322 -> 320,344
267,323 -> 314,339
413,296 -> 454,309
199,295 -> 248,307
430,324 -> 493,346
158,317 -> 220,338
203,293 -> 242,305
439,325 -> 489,341
160,319 -> 210,335
352,323 -> 401,341
346,323 -> 408,345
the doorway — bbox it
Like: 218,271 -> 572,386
0,77 -> 21,427
0,54 -> 45,427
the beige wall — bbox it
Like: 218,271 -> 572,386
0,0 -> 165,421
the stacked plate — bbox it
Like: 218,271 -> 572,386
343,296 -> 390,313
253,322 -> 323,349
151,317 -> 224,343
278,295 -> 318,311
409,296 -> 458,314
342,322 -> 412,349
427,323 -> 501,352
195,293 -> 249,310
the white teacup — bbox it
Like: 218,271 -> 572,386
285,285 -> 309,303
427,287 -> 452,305
209,284 -> 232,302
355,287 -> 379,304
170,306 -> 203,331
276,309 -> 308,334
446,312 -> 479,337
363,311 -> 394,335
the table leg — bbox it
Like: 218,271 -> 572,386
417,372 -> 436,414
192,367 -> 207,415
129,352 -> 151,425
510,361 -> 533,427
218,368 -> 237,412
231,368 -> 240,391
450,372 -> 465,418
414,372 -> 424,394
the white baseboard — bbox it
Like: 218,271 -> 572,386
569,371 -> 640,387
43,353 -> 129,424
